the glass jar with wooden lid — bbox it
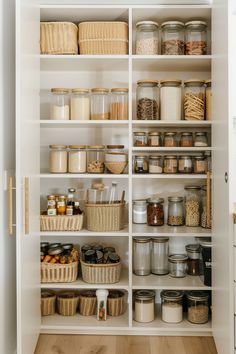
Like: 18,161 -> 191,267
184,80 -> 205,121
185,21 -> 207,55
136,80 -> 159,120
163,155 -> 178,174
68,145 -> 87,173
160,79 -> 182,121
110,88 -> 128,120
180,132 -> 193,147
87,145 -> 105,173
70,88 -> 90,120
49,144 -> 68,173
50,88 -> 70,120
133,132 -> 147,146
91,88 -> 110,120
136,21 -> 159,55
161,21 -> 185,55
164,132 -> 178,147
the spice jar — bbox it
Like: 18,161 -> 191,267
164,132 -> 178,147
151,237 -> 169,275
180,132 -> 193,147
168,254 -> 188,278
193,155 -> 206,174
148,131 -> 162,147
133,237 -> 151,276
136,21 -> 159,55
136,80 -> 159,120
149,156 -> 163,174
184,80 -> 205,121
87,145 -> 105,173
50,88 -> 70,120
57,195 -> 66,215
49,145 -> 68,173
185,21 -> 207,55
160,80 -> 182,121
194,132 -> 208,147
47,195 -> 57,216
133,132 -> 147,147
134,290 -> 155,323
68,145 -> 86,173
186,244 -> 200,276
161,21 -> 185,55
167,197 -> 184,226
133,200 -> 147,224
187,291 -> 209,324
185,186 -> 201,227
205,80 -> 212,120
134,155 -> 148,173
161,290 -> 184,323
91,88 -> 110,120
163,155 -> 178,174
70,88 -> 90,120
201,186 -> 212,229
110,88 -> 128,120
147,197 -> 164,226
178,155 -> 193,174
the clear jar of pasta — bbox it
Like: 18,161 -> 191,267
185,21 -> 207,55
136,80 -> 159,120
184,80 -> 205,121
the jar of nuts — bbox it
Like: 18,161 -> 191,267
87,145 -> 105,174
167,197 -> 184,226
147,198 -> 164,226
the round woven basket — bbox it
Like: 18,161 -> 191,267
105,162 -> 127,174
41,290 -> 56,316
80,260 -> 121,284
57,292 -> 79,316
107,290 -> 126,316
79,290 -> 97,316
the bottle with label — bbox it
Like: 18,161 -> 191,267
66,188 -> 75,216
57,196 -> 66,215
74,200 -> 83,215
47,195 -> 57,216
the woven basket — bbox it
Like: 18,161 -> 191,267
41,291 -> 56,316
85,202 -> 125,232
57,292 -> 79,316
40,22 -> 78,54
80,260 -> 121,284
40,214 -> 83,232
108,290 -> 126,317
105,162 -> 127,174
79,290 -> 97,316
41,261 -> 78,283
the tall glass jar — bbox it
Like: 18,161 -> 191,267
160,80 -> 182,121
168,254 -> 188,278
167,196 -> 184,226
134,290 -> 155,323
133,200 -> 147,224
185,186 -> 201,226
161,21 -> 185,55
201,186 -> 212,229
151,237 -> 169,275
187,291 -> 209,324
91,88 -> 110,120
133,237 -> 151,276
184,80 -> 205,121
135,21 -> 159,55
205,80 -> 212,120
110,88 -> 128,120
185,244 -> 200,276
136,80 -> 159,120
133,132 -> 147,147
49,145 -> 68,173
163,155 -> 178,174
185,21 -> 207,55
50,88 -> 70,120
70,88 -> 90,120
147,198 -> 164,226
87,145 -> 105,173
178,155 -> 193,174
134,155 -> 149,173
149,156 -> 163,174
68,145 -> 87,173
164,132 -> 178,147
204,151 -> 212,172
161,290 -> 184,323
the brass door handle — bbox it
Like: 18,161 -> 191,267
24,177 -> 29,235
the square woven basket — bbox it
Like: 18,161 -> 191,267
80,260 -> 121,284
40,214 -> 83,232
41,261 -> 78,283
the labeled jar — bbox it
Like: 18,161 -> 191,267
133,132 -> 147,147
57,195 -> 66,215
70,88 -> 90,120
187,291 -> 209,324
134,155 -> 148,173
134,290 -> 155,323
68,145 -> 86,173
137,80 -> 159,120
185,186 -> 201,227
180,132 -> 193,147
185,21 -> 207,55
168,254 -> 188,278
151,237 -> 169,275
110,88 -> 128,120
193,155 -> 206,174
186,244 -> 200,276
194,132 -> 208,147
201,186 -> 212,229
147,198 -> 164,226
149,156 -> 163,174
148,131 -> 162,147
164,132 -> 178,147
87,145 -> 105,173
167,196 -> 184,226
161,21 -> 185,55
47,195 -> 57,216
160,80 -> 182,121
205,80 -> 212,120
133,237 -> 151,276
49,145 -> 68,173
178,155 -> 193,174
50,88 -> 70,120
91,88 -> 110,120
163,155 -> 178,174
133,200 -> 147,224
184,80 -> 205,121
161,290 -> 183,323
136,21 -> 159,55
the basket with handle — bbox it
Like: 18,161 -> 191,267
41,261 -> 78,283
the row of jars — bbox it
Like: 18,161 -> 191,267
136,79 -> 212,121
134,131 -> 209,147
134,290 -> 210,324
50,87 -> 128,121
134,152 -> 211,174
136,20 -> 208,56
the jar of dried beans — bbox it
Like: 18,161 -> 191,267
185,186 -> 201,227
147,197 -> 164,226
185,21 -> 207,55
148,131 -> 162,147
137,80 -> 159,120
178,156 -> 193,174
133,132 -> 147,146
187,291 -> 209,324
184,80 -> 205,121
136,21 -> 159,55
161,21 -> 185,55
164,132 -> 178,147
193,155 -> 206,174
163,155 -> 178,174
180,132 -> 193,147
167,197 -> 184,226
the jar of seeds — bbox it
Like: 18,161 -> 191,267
185,186 -> 201,227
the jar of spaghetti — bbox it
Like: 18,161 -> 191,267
184,80 -> 205,121
164,132 -> 178,147
110,88 -> 128,120
148,131 -> 162,147
163,155 -> 178,174
147,198 -> 164,226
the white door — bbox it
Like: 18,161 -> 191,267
16,0 -> 40,353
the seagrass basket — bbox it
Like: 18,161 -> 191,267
40,214 -> 83,232
41,261 -> 78,283
107,290 -> 126,316
80,260 -> 121,284
57,292 -> 79,316
79,290 -> 97,316
41,290 -> 56,316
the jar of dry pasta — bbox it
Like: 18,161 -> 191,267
136,80 -> 159,120
185,21 -> 207,55
110,88 -> 128,120
205,80 -> 212,120
184,80 -> 205,121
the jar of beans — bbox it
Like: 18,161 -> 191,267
163,155 -> 178,174
137,80 -> 159,120
164,132 -> 178,147
167,197 -> 184,226
178,155 -> 193,174
134,155 -> 149,173
147,197 -> 164,226
185,186 -> 201,227
185,244 -> 200,276
180,132 -> 193,147
134,132 -> 147,146
193,155 -> 206,174
148,131 -> 162,147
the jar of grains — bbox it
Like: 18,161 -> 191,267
185,21 -> 207,55
178,155 -> 193,174
147,197 -> 165,226
168,254 -> 188,278
133,132 -> 147,147
184,80 -> 205,121
161,21 -> 185,55
160,80 -> 182,121
49,145 -> 68,173
163,155 -> 178,174
167,197 -> 184,226
134,155 -> 149,173
185,244 -> 200,276
194,132 -> 208,147
91,88 -> 110,120
151,237 -> 169,275
161,290 -> 184,323
50,88 -> 70,120
185,186 -> 201,227
133,200 -> 147,224
135,21 -> 159,55
149,156 -> 163,174
110,88 -> 128,120
164,132 -> 178,147
87,145 -> 105,173
133,237 -> 151,276
68,145 -> 87,173
193,155 -> 206,174
134,290 -> 155,323
136,80 -> 159,120
70,88 -> 90,120
180,132 -> 193,147
148,131 -> 162,147
205,80 -> 212,120
187,291 -> 209,324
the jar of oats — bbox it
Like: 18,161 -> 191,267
87,145 -> 105,173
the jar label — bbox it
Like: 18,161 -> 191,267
47,209 -> 56,216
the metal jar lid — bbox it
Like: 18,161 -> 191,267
107,253 -> 120,263
196,237 -> 212,248
181,132 -> 193,136
164,132 -> 176,136
168,254 -> 188,263
148,131 -> 161,136
48,246 -> 64,256
134,290 -> 155,301
136,21 -> 159,28
133,237 -> 151,243
103,246 -> 116,253
147,197 -> 164,204
152,237 -> 169,243
168,196 -> 183,202
48,243 -> 62,249
62,243 -> 73,251
185,185 -> 201,190
41,242 -> 49,248
149,155 -> 162,160
161,21 -> 184,28
185,21 -> 207,27
161,290 -> 184,301
164,155 -> 177,159
134,131 -> 146,136
185,244 -> 200,253
133,199 -> 147,205
186,290 -> 209,301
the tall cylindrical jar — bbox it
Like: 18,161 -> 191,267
151,237 -> 169,275
161,290 -> 184,323
110,88 -> 128,120
134,290 -> 155,323
91,88 -> 110,120
70,88 -> 90,120
185,186 -> 201,227
132,200 -> 147,224
87,145 -> 105,173
50,88 -> 70,120
185,21 -> 207,55
133,237 -> 151,276
68,145 -> 87,173
49,145 -> 68,173
160,80 -> 182,121
184,80 -> 205,121
136,21 -> 159,55
136,80 -> 159,120
161,21 -> 185,55
205,80 -> 212,120
167,197 -> 185,226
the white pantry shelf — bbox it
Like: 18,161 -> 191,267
40,173 -> 129,179
132,174 -> 207,179
132,224 -> 211,237
132,147 -> 212,152
132,120 -> 212,128
40,227 -> 129,238
40,120 -> 129,128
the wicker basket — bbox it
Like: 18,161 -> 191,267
80,260 -> 121,284
57,292 -> 79,316
85,202 -> 125,232
78,22 -> 128,55
79,290 -> 97,316
40,214 -> 84,232
107,290 -> 126,317
41,291 -> 56,316
105,162 -> 127,174
40,22 -> 78,54
41,261 -> 78,283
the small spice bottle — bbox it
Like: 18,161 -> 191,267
57,195 -> 66,215
167,196 -> 184,226
133,132 -> 147,147
134,155 -> 149,173
47,195 -> 57,216
134,290 -> 155,323
148,131 -> 162,147
178,155 -> 193,174
193,155 -> 206,174
161,290 -> 184,323
163,155 -> 178,174
149,156 -> 163,174
147,197 -> 165,226
180,132 -> 193,147
133,237 -> 151,276
187,291 -> 209,324
164,132 -> 178,147
185,244 -> 200,276
168,254 -> 188,278
110,88 -> 128,120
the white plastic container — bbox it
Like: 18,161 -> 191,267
160,80 -> 182,121
96,289 -> 109,321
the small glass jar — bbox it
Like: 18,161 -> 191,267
164,132 -> 178,147
147,198 -> 164,226
133,200 -> 147,224
204,151 -> 212,172
57,195 -> 66,215
148,131 -> 162,147
205,80 -> 212,120
133,132 -> 147,147
201,186 -> 212,229
151,237 -> 169,275
134,155 -> 148,174
110,88 -> 128,120
186,244 -> 200,276
185,21 -> 207,55
68,145 -> 86,173
70,88 -> 90,120
185,186 -> 201,227
180,132 -> 193,147
178,155 -> 193,174
161,290 -> 184,323
136,80 -> 159,120
163,155 -> 178,174
87,145 -> 105,173
194,132 -> 208,147
49,145 -> 68,173
133,237 -> 151,276
149,156 -> 163,174
136,21 -> 159,55
134,290 -> 155,323
167,196 -> 184,226
47,195 -> 57,216
160,80 -> 182,121
184,80 -> 205,121
187,291 -> 209,324
50,88 -> 70,120
168,254 -> 188,278
193,155 -> 206,174
161,21 -> 185,55
91,88 -> 110,120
